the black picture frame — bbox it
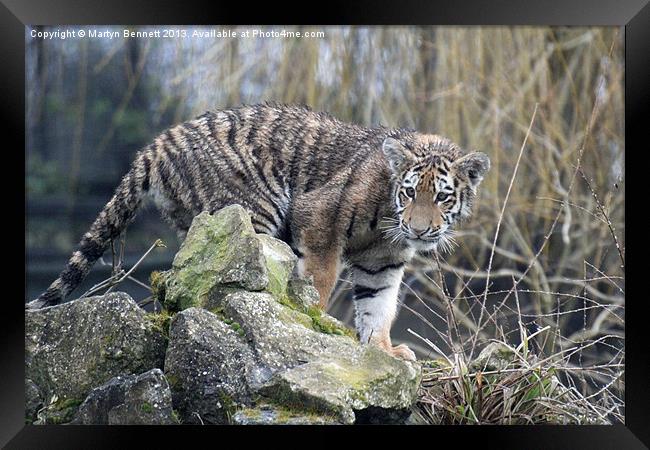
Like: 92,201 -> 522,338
4,0 -> 647,447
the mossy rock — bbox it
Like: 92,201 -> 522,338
258,350 -> 421,424
164,291 -> 420,424
286,276 -> 320,310
161,206 -> 297,312
145,309 -> 174,342
26,379 -> 44,424
33,396 -> 83,425
25,292 -> 167,404
164,308 -> 262,424
232,403 -> 340,425
218,291 -> 420,423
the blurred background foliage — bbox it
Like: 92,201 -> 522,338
26,26 -> 624,417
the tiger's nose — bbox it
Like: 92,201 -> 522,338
410,226 -> 430,236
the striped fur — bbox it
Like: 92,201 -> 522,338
29,103 -> 490,361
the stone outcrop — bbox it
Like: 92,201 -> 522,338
25,292 -> 167,423
25,205 -> 421,425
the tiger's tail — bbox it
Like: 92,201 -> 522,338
27,149 -> 152,309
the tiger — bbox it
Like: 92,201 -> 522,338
28,103 -> 490,361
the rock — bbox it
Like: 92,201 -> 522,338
233,404 -> 340,425
165,291 -> 420,423
165,289 -> 420,424
160,206 -> 297,312
286,276 -> 320,309
25,379 -> 44,424
258,233 -> 297,300
25,292 -> 167,410
26,205 -> 422,425
74,369 -> 176,425
470,342 -> 517,372
257,351 -> 420,424
164,308 -> 262,424
220,291 -> 356,372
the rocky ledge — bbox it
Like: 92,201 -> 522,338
26,205 -> 421,425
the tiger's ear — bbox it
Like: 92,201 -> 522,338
452,152 -> 491,187
382,137 -> 410,172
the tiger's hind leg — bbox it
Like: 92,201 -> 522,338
147,184 -> 197,242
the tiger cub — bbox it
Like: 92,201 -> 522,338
29,103 -> 490,361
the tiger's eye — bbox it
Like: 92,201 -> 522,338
436,192 -> 449,202
405,187 -> 415,198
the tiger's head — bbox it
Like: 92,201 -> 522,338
381,133 -> 490,252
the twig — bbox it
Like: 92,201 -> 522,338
578,168 -> 625,269
473,103 -> 538,357
105,239 -> 166,294
80,239 -> 165,298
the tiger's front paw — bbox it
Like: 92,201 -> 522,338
389,343 -> 417,361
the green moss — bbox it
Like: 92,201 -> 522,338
141,402 -> 153,414
306,306 -> 356,338
278,306 -> 316,330
276,291 -> 356,338
55,397 -> 83,410
172,212 -> 243,269
318,359 -> 385,392
145,309 -> 173,341
236,403 -> 339,424
264,253 -> 290,300
163,271 -> 212,312
98,334 -> 117,357
276,293 -> 300,310
171,409 -> 182,424
230,322 -> 245,336
420,358 -> 452,372
39,396 -> 83,424
165,210 -> 259,312
258,234 -> 296,300
217,391 -> 237,424
258,381 -> 348,421
47,413 -> 72,425
209,307 -> 246,337
209,305 -> 225,316
150,270 -> 168,303
166,373 -> 180,390
238,407 -> 263,420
